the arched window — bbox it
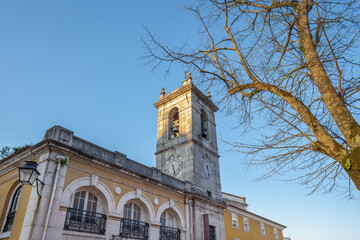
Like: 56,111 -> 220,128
123,202 -> 141,221
72,191 -> 99,213
2,186 -> 22,233
200,109 -> 208,139
168,108 -> 180,139
64,190 -> 106,235
119,202 -> 149,239
161,211 -> 177,228
160,211 -> 180,240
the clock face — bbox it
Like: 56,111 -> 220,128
165,153 -> 182,176
202,154 -> 215,180
202,162 -> 214,180
168,160 -> 181,175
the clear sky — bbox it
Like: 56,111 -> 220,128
0,1 -> 359,239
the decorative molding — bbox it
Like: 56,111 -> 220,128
61,177 -> 115,213
155,202 -> 186,228
153,83 -> 219,112
116,191 -> 155,221
136,188 -> 142,199
170,199 -> 174,209
91,174 -> 98,186
114,186 -> 121,195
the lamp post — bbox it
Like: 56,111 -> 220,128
18,161 -> 44,197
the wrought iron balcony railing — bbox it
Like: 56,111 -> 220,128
160,226 -> 181,240
2,211 -> 16,232
64,208 -> 107,235
112,218 -> 149,240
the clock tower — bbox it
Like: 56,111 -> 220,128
154,73 -> 221,194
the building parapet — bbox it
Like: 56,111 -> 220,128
43,125 -> 223,203
222,192 -> 248,210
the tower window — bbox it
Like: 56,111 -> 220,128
168,108 -> 180,139
200,109 -> 208,139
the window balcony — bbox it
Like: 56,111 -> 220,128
160,226 -> 181,240
64,208 -> 107,235
2,211 -> 16,233
113,218 -> 149,240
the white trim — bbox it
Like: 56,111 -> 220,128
274,227 -> 279,240
61,177 -> 115,213
155,202 -> 186,228
231,213 -> 239,229
260,222 -> 266,236
0,231 -> 10,239
116,191 -> 155,222
243,217 -> 250,232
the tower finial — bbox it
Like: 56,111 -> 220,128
183,72 -> 193,85
207,91 -> 212,99
187,72 -> 192,81
159,87 -> 165,99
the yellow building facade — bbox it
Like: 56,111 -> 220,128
0,76 -> 286,240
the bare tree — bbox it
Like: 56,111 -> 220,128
143,0 -> 360,195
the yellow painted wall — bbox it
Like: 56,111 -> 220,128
9,185 -> 32,240
224,210 -> 284,240
63,156 -> 186,217
0,168 -> 32,240
0,168 -> 18,230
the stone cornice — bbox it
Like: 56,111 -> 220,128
154,83 -> 219,112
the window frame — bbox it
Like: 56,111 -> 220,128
200,109 -> 209,140
70,190 -> 102,213
231,213 -> 239,229
243,217 -> 250,232
168,107 -> 180,139
1,185 -> 22,233
209,225 -> 216,240
260,222 -> 266,236
274,227 -> 279,240
123,202 -> 142,221
160,211 -> 177,228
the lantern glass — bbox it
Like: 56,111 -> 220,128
18,161 -> 40,185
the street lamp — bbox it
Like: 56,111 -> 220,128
18,161 -> 44,197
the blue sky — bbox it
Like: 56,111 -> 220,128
0,1 -> 359,239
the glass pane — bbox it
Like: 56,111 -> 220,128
10,187 -> 22,212
73,191 -> 86,210
160,212 -> 166,226
124,203 -> 132,219
86,193 -> 98,213
73,192 -> 79,209
133,204 -> 140,221
19,169 -> 33,184
209,226 -> 216,240
92,195 -> 98,213
168,213 -> 173,227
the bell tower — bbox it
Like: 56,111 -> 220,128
154,73 -> 221,194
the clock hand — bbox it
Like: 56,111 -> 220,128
172,164 -> 176,173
